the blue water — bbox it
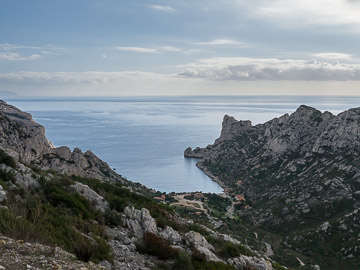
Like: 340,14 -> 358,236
5,96 -> 360,193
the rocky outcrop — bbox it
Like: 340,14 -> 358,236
0,100 -> 124,183
123,206 -> 158,239
0,185 -> 6,202
185,105 -> 360,265
229,255 -> 272,270
158,226 -> 182,245
72,182 -> 109,212
185,231 -> 221,262
0,234 -> 103,270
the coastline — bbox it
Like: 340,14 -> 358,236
195,161 -> 227,193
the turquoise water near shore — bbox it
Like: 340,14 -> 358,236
6,96 -> 360,193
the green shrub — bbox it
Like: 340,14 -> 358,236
192,260 -> 237,270
140,232 -> 177,260
0,169 -> 15,183
272,262 -> 288,270
218,242 -> 242,258
0,149 -> 16,168
173,252 -> 194,270
72,235 -> 97,262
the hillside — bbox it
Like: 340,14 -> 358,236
185,105 -> 360,269
0,100 -> 287,270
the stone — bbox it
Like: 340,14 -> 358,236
72,182 -> 108,212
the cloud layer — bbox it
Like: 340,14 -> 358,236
180,57 -> 360,81
237,0 -> 360,28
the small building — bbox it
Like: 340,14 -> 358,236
195,212 -> 202,216
235,194 -> 246,202
194,193 -> 205,200
236,180 -> 243,186
161,194 -> 166,199
154,197 -> 164,202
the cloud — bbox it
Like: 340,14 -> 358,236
312,53 -> 352,60
179,57 -> 360,81
0,43 -> 66,61
148,5 -> 176,12
115,47 -> 159,53
0,52 -> 41,61
194,39 -> 247,46
0,71 -> 171,85
160,46 -> 182,52
115,46 -> 159,53
236,0 -> 360,28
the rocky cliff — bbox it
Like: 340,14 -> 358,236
0,100 -> 123,182
185,105 -> 360,268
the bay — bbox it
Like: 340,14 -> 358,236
6,95 -> 360,193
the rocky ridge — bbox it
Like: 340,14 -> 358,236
0,100 -> 122,183
185,105 -> 360,268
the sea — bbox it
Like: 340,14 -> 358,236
5,95 -> 360,193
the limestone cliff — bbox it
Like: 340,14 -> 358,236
0,100 -> 123,182
185,105 -> 360,265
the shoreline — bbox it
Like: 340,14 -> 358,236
195,160 -> 227,193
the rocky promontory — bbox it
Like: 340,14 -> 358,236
185,105 -> 360,268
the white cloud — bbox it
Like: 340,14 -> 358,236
236,0 -> 360,28
161,46 -> 182,52
194,39 -> 247,46
148,5 -> 176,12
115,47 -> 159,53
0,71 -> 170,85
0,52 -> 41,61
0,43 -> 66,61
2,70 -> 360,96
115,46 -> 159,53
179,57 -> 360,81
312,53 -> 352,60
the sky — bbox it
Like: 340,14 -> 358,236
1,0 -> 360,96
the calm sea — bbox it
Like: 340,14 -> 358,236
5,96 -> 360,193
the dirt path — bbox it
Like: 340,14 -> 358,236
171,194 -> 208,214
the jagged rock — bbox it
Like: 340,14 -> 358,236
158,226 -> 182,245
229,255 -> 272,270
72,182 -> 109,212
0,185 -> 6,202
0,100 -> 124,183
123,206 -> 158,239
185,105 -> 360,265
185,231 -> 221,262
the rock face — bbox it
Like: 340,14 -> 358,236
185,105 -> 360,262
72,182 -> 109,212
123,206 -> 158,239
185,231 -> 221,262
0,100 -> 123,183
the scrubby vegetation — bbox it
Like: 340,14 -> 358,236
0,149 -> 16,168
0,171 -> 112,263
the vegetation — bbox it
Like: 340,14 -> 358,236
0,149 -> 16,168
0,173 -> 112,263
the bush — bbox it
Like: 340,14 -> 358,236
72,236 -> 97,262
218,242 -> 242,258
0,149 -> 16,168
272,262 -> 288,270
0,169 -> 15,183
140,232 -> 177,260
173,252 -> 194,270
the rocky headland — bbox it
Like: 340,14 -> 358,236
185,105 -> 360,269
